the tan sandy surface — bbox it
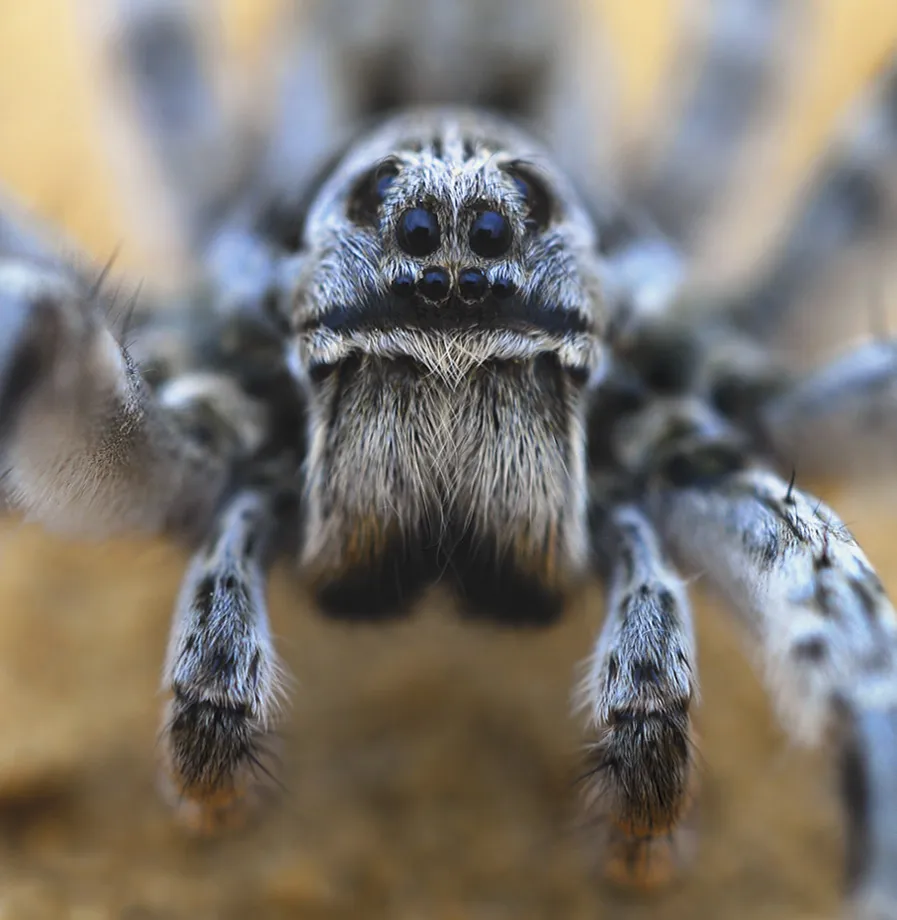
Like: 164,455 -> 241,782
1,2 -> 897,918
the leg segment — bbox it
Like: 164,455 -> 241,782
81,0 -> 245,265
760,338 -> 897,477
578,505 -> 698,887
839,697 -> 897,917
0,258 -> 232,538
160,486 -> 286,833
728,50 -> 897,337
649,456 -> 897,914
635,0 -> 796,246
86,0 -> 306,331
593,204 -> 686,341
287,0 -> 616,178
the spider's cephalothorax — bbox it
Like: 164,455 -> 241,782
4,0 -> 897,915
292,109 -> 604,623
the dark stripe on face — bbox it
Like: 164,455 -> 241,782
299,289 -> 592,337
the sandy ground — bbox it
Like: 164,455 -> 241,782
1,2 -> 897,918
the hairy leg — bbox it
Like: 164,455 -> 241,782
578,504 -> 698,887
0,257 -> 236,538
727,51 -> 897,337
160,485 -> 286,833
839,697 -> 897,916
635,0 -> 798,247
80,0 -> 247,272
650,455 -> 897,917
760,337 -> 897,477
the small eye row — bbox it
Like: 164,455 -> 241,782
390,266 -> 518,302
396,206 -> 513,259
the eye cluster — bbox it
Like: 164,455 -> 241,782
346,155 -> 557,303
391,202 -> 517,302
389,264 -> 518,303
394,204 -> 513,261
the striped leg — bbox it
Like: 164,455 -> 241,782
160,486 -> 287,832
651,458 -> 897,917
728,51 -> 897,337
760,338 -> 897,477
79,0 -> 246,271
578,505 -> 698,887
634,0 -> 797,246
0,257 -> 233,538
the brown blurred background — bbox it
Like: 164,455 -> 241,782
1,2 -> 897,918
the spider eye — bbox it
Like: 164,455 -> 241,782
505,162 -> 553,231
397,208 -> 442,256
374,166 -> 397,200
491,276 -> 517,299
347,159 -> 400,225
390,271 -> 417,298
418,266 -> 451,301
469,210 -> 512,258
458,267 -> 488,302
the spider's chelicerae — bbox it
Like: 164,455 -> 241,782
3,0 -> 897,915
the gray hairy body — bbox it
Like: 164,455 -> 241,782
3,1 -> 897,916
292,107 -> 602,621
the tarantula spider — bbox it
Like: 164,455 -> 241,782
3,0 -> 897,915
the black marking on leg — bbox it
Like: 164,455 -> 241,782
658,443 -> 746,488
850,577 -> 885,626
193,575 -> 216,628
792,636 -> 828,663
631,659 -> 662,685
0,339 -> 44,441
583,702 -> 693,831
841,725 -> 870,892
0,294 -> 64,441
756,527 -> 781,569
167,695 -> 257,791
656,589 -> 677,622
607,653 -> 620,682
247,650 -> 261,684
753,492 -> 809,544
621,324 -> 700,395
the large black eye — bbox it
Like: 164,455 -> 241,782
505,162 -> 553,231
397,208 -> 441,256
469,210 -> 512,258
347,159 -> 400,225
